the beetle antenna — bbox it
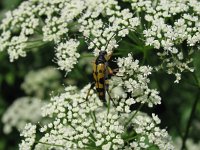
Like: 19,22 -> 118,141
84,36 -> 101,50
104,26 -> 131,51
104,33 -> 117,52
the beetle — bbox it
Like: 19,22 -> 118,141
93,51 -> 113,103
86,51 -> 115,105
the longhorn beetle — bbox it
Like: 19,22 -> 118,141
86,51 -> 116,106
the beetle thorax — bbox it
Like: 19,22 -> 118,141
95,51 -> 107,64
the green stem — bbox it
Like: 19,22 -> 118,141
35,141 -> 64,147
92,111 -> 97,122
142,51 -> 147,65
77,113 -> 96,141
79,52 -> 125,59
124,135 -> 137,142
80,53 -> 94,58
136,12 -> 142,30
107,94 -> 111,116
124,103 -> 144,128
90,112 -> 97,130
87,129 -> 96,141
181,91 -> 200,150
25,40 -> 49,49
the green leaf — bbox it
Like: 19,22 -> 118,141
118,40 -> 142,54
0,75 -> 2,85
148,145 -> 159,150
0,139 -> 6,150
5,72 -> 14,85
2,0 -> 22,9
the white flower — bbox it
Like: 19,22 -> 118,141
21,67 -> 62,98
0,0 -> 199,80
128,0 -> 199,81
19,80 -> 173,150
55,39 -> 80,73
2,97 -> 45,134
129,112 -> 173,150
111,54 -> 161,109
19,123 -> 36,150
42,16 -> 68,42
19,53 -> 173,149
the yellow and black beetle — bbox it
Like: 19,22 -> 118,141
86,51 -> 115,105
93,51 -> 113,103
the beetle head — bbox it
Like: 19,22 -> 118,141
96,51 -> 109,63
99,51 -> 107,56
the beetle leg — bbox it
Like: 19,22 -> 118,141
108,68 -> 119,76
106,89 -> 117,107
105,78 -> 117,107
97,88 -> 107,106
85,82 -> 95,101
105,66 -> 114,80
112,68 -> 119,73
107,66 -> 113,76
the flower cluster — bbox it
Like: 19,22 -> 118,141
110,53 -> 161,110
124,113 -> 173,150
0,0 -> 139,73
174,137 -> 200,150
78,0 -> 140,55
1,0 -> 199,80
19,55 -> 173,150
39,0 -> 85,42
0,0 -> 84,67
19,123 -> 37,150
0,1 -> 39,61
55,39 -> 80,73
2,97 -> 45,134
19,86 -> 173,150
126,0 -> 200,82
21,67 -> 62,99
2,67 -> 62,134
